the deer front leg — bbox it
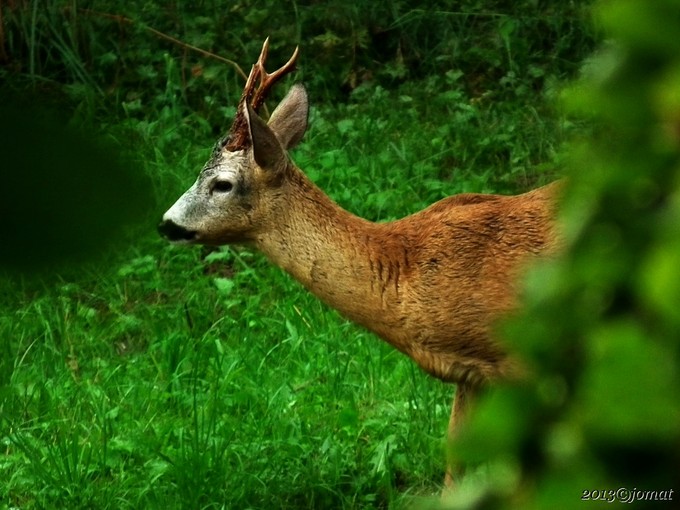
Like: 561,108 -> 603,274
443,382 -> 477,492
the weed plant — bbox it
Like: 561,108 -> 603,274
1,1 -> 597,508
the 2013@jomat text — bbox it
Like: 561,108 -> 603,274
582,488 -> 674,504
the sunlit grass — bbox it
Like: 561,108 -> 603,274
1,59 -> 574,509
2,237 -> 452,508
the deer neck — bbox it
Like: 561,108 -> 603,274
254,167 -> 407,340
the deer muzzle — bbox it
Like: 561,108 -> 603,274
157,218 -> 197,243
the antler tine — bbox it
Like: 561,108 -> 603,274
225,38 -> 298,152
238,37 -> 270,107
250,42 -> 300,113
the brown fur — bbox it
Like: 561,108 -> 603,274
159,52 -> 562,489
256,168 -> 561,386
254,167 -> 560,489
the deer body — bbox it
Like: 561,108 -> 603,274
158,40 -> 560,490
254,167 -> 559,385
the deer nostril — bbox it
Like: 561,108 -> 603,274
158,219 -> 197,242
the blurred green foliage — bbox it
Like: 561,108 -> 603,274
449,0 -> 680,507
0,90 -> 151,273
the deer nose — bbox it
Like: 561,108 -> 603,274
157,219 -> 197,242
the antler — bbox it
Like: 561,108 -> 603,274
251,38 -> 300,112
225,38 -> 300,152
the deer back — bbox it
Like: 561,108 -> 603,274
158,40 -> 561,386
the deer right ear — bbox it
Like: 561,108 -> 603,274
245,102 -> 286,171
267,83 -> 309,150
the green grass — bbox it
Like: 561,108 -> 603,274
0,2 -> 594,505
2,239 -> 454,509
0,77 -> 571,508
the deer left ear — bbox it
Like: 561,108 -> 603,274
245,103 -> 286,171
268,84 -> 309,150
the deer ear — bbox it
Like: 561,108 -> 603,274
245,103 -> 286,171
267,83 -> 309,150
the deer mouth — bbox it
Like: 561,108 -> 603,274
157,219 -> 198,243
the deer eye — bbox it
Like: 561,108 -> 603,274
212,180 -> 234,193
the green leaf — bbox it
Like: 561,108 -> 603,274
213,277 -> 235,295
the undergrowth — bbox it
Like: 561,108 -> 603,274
0,1 -> 598,508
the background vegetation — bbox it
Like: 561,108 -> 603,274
449,1 -> 680,507
3,1 -> 674,509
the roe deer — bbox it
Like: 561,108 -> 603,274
158,38 -> 561,489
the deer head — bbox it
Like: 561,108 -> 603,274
158,39 -> 308,245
